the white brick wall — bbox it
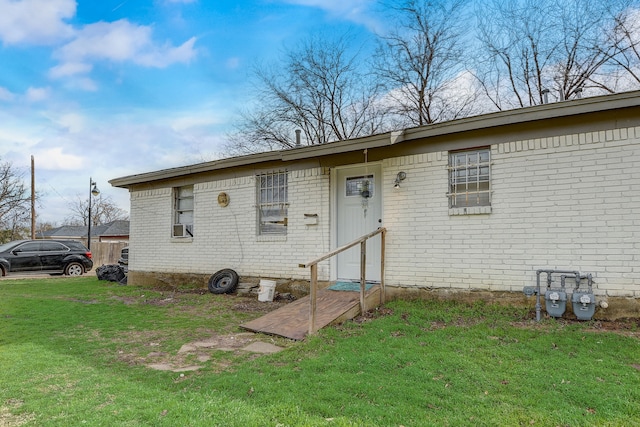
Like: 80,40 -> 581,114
383,126 -> 640,297
129,126 -> 639,298
128,168 -> 331,280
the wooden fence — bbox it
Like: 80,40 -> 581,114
88,241 -> 128,270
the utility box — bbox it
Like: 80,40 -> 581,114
544,290 -> 567,318
572,291 -> 596,321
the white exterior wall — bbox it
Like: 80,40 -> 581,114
129,125 -> 639,298
383,126 -> 640,297
128,167 -> 330,279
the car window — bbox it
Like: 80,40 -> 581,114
67,242 -> 87,251
41,242 -> 68,251
15,242 -> 41,252
0,242 -> 21,252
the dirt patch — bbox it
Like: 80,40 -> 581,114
109,295 -> 138,305
352,306 -> 639,338
509,318 -> 639,335
232,298 -> 290,313
177,332 -> 257,353
0,399 -> 35,427
135,332 -> 286,373
585,318 -> 640,338
102,289 -> 297,373
351,307 -> 394,323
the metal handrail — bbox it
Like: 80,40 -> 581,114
299,227 -> 386,335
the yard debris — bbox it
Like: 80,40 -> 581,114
236,282 -> 296,301
95,264 -> 127,284
275,292 -> 296,301
236,281 -> 260,296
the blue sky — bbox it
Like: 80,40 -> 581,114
0,0 -> 379,224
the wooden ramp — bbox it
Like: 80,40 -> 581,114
240,285 -> 381,340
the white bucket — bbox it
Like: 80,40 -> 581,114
257,279 -> 277,302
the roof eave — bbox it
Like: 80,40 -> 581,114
109,90 -> 640,188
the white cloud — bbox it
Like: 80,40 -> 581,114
0,86 -> 15,101
170,114 -> 220,132
136,37 -> 197,67
26,87 -> 51,102
73,77 -> 99,92
0,0 -> 75,46
0,102 -> 230,223
0,127 -> 39,150
226,57 -> 240,69
49,62 -> 93,79
35,147 -> 84,170
52,19 -> 197,77
280,0 -> 377,28
57,113 -> 86,133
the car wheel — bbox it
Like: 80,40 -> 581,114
65,262 -> 84,276
208,269 -> 239,294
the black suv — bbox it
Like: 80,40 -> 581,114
0,239 -> 93,276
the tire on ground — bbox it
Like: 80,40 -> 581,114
208,269 -> 239,294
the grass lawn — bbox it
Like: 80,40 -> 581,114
0,276 -> 639,426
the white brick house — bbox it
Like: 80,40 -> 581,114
110,91 -> 640,317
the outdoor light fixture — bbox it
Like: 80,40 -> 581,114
87,178 -> 100,251
394,171 -> 406,188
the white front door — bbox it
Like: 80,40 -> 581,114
336,164 -> 382,281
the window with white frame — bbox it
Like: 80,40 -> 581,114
448,148 -> 491,208
173,185 -> 194,237
257,171 -> 288,235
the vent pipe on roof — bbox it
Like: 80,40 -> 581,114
295,129 -> 301,147
575,87 -> 582,99
542,88 -> 550,104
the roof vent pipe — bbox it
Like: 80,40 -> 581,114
295,129 -> 301,147
542,88 -> 550,104
575,87 -> 582,99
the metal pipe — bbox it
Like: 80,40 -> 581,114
535,271 -> 543,321
560,272 -> 586,289
534,269 -> 582,322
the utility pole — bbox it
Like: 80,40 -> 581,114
31,155 -> 35,239
87,178 -> 100,250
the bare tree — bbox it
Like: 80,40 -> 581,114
596,2 -> 640,91
474,0 -> 622,110
64,195 -> 129,227
226,33 -> 388,154
374,0 -> 477,127
0,159 -> 30,242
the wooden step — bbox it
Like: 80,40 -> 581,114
240,285 -> 381,340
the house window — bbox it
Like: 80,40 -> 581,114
448,148 -> 491,208
345,175 -> 374,197
257,171 -> 288,235
173,185 -> 194,237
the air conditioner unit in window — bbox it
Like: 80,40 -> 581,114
173,224 -> 187,237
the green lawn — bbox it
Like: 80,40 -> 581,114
1,276 -> 638,426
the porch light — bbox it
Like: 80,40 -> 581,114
394,171 -> 406,188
